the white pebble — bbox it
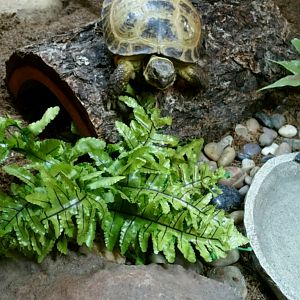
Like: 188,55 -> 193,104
241,158 -> 255,173
261,143 -> 279,156
278,124 -> 298,138
245,175 -> 252,185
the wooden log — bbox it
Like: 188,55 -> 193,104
5,1 -> 296,143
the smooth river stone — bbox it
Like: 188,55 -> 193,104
219,166 -> 246,189
210,184 -> 242,211
278,124 -> 298,138
274,142 -> 292,156
204,142 -> 223,161
258,133 -> 274,146
270,113 -> 286,130
261,143 -> 279,156
218,147 -> 236,167
235,124 -> 251,141
243,143 -> 261,157
246,118 -> 260,134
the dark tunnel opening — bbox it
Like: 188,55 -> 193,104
15,80 -> 76,141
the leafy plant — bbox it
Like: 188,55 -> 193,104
258,38 -> 300,91
0,96 -> 248,263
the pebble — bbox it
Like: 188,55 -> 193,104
258,133 -> 274,146
260,154 -> 275,164
274,142 -> 292,156
261,143 -> 279,156
208,161 -> 218,171
241,158 -> 255,173
218,147 -> 236,167
235,124 -> 251,141
270,113 -> 286,130
219,167 -> 246,189
236,152 -> 251,161
204,142 -> 223,161
243,143 -> 261,157
244,175 -> 252,185
246,118 -> 260,134
149,253 -> 167,264
208,249 -> 240,267
174,253 -> 204,275
255,112 -> 273,128
262,127 -> 278,139
238,185 -> 249,197
283,138 -> 300,151
207,266 -> 248,299
219,135 -> 234,149
198,151 -> 210,163
229,210 -> 244,225
278,124 -> 298,138
249,166 -> 260,178
211,184 -> 243,211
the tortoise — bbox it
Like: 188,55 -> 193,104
101,0 -> 207,97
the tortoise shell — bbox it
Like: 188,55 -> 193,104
101,0 -> 202,63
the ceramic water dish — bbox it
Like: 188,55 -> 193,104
244,152 -> 300,300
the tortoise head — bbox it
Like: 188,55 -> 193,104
143,55 -> 176,90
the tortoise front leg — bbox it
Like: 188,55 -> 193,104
107,58 -> 137,109
176,64 -> 208,89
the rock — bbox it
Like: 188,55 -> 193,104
219,167 -> 246,189
149,253 -> 168,264
219,135 -> 234,149
255,112 -> 273,128
0,253 -> 242,300
236,152 -> 251,161
263,127 -> 278,139
283,138 -> 300,151
229,210 -> 245,225
218,147 -> 236,167
260,154 -> 275,164
208,266 -> 248,299
258,133 -> 274,146
246,118 -> 260,134
271,113 -> 286,130
208,161 -> 218,171
261,143 -> 279,155
244,175 -> 253,185
241,158 -> 255,173
204,142 -> 224,161
274,142 -> 292,156
278,124 -> 298,138
243,143 -> 261,157
249,166 -> 260,178
208,249 -> 240,267
235,124 -> 251,141
238,185 -> 250,197
198,151 -> 210,163
174,253 -> 204,275
295,152 -> 300,163
211,184 -> 243,211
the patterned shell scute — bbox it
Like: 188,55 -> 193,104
101,0 -> 202,63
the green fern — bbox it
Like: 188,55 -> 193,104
0,98 -> 248,263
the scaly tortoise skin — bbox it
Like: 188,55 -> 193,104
101,0 -> 207,98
